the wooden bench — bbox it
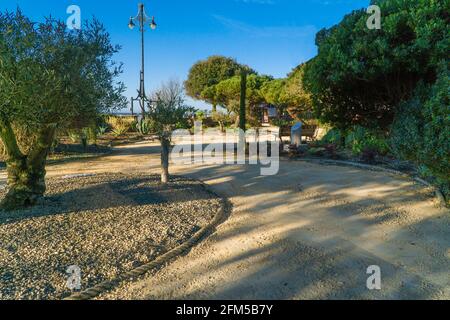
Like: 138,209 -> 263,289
280,125 -> 318,141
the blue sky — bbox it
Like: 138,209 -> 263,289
1,0 -> 369,111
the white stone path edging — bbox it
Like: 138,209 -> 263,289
297,158 -> 448,208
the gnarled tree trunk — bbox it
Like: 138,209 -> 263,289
0,121 -> 56,210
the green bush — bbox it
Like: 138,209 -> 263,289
97,125 -> 109,136
106,116 -> 134,136
321,128 -> 343,146
321,126 -> 389,155
346,126 -> 389,156
85,127 -> 97,146
134,119 -> 153,135
195,110 -> 206,121
68,129 -> 80,143
391,63 -> 450,200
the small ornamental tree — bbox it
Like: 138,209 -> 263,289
0,11 -> 126,210
148,80 -> 195,184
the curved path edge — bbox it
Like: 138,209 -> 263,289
295,158 -> 448,208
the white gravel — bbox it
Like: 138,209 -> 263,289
0,173 -> 222,300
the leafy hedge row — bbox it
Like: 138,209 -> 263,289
306,0 -> 449,201
391,63 -> 450,198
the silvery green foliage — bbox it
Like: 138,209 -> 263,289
0,9 -> 127,131
149,80 -> 195,142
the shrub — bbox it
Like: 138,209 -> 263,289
80,129 -> 88,149
361,148 -> 378,164
346,126 -> 389,156
134,119 -> 155,135
97,125 -> 109,136
324,144 -> 338,159
106,116 -> 134,136
68,129 -> 81,143
271,118 -> 293,128
321,128 -> 343,146
195,110 -> 206,121
212,111 -> 233,132
84,127 -> 97,146
391,63 -> 450,200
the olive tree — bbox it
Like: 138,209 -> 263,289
148,80 -> 195,184
0,11 -> 126,210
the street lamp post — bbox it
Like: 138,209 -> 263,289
128,3 -> 157,119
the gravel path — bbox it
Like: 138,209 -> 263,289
0,141 -> 448,300
0,173 -> 222,300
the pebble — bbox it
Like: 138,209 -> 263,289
0,173 -> 220,300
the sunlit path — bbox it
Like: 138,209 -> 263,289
5,141 -> 445,300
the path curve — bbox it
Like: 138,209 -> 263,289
2,141 -> 448,299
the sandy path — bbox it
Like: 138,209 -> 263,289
1,141 -> 448,299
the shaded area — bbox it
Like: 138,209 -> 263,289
0,173 -> 223,300
94,142 -> 449,300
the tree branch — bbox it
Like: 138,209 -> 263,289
0,118 -> 24,161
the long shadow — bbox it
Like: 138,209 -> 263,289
126,159 -> 449,300
179,232 -> 445,300
140,193 -> 448,299
1,140 -> 447,299
0,175 -> 217,226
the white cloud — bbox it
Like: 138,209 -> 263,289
213,15 -> 317,39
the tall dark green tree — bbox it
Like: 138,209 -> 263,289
214,73 -> 272,126
239,70 -> 247,132
304,0 -> 449,131
0,11 -> 126,210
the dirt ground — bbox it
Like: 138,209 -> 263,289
1,140 -> 448,300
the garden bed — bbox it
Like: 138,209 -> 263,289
0,173 -> 223,300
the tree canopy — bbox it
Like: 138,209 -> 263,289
261,64 -> 312,121
0,10 -> 126,209
213,73 -> 272,125
184,55 -> 254,109
303,0 -> 449,130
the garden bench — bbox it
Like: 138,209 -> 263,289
279,125 -> 318,141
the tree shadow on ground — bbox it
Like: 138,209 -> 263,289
0,174 -> 218,225
131,158 -> 449,300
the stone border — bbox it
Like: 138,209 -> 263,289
65,180 -> 231,300
296,158 -> 448,208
